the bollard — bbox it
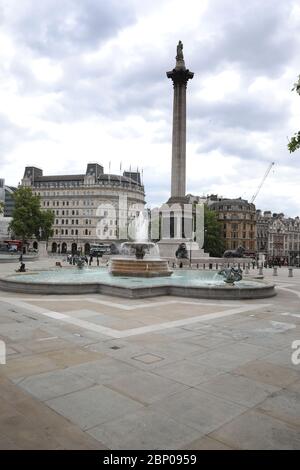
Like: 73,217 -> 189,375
288,267 -> 293,277
245,266 -> 249,275
258,266 -> 263,276
273,267 -> 278,276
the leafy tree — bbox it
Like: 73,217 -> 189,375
35,209 -> 54,241
288,76 -> 300,153
203,205 -> 225,257
9,187 -> 54,243
0,201 -> 4,216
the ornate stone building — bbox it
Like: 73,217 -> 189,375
208,196 -> 257,253
256,211 -> 300,265
21,163 -> 145,254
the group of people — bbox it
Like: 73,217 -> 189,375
67,253 -> 101,266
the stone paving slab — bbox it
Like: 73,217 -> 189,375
256,389 -> 300,427
105,370 -> 188,405
0,376 -> 107,450
233,360 -> 300,388
152,359 -> 224,387
196,372 -> 280,407
18,368 -> 96,401
46,384 -> 145,430
150,388 -> 246,435
209,410 -> 300,450
67,357 -> 138,384
87,409 -> 202,450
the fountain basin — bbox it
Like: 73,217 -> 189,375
109,257 -> 173,277
0,269 -> 276,299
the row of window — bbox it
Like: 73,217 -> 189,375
219,213 -> 255,220
223,223 -> 254,230
54,229 -> 118,237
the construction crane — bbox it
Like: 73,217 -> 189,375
250,162 -> 275,204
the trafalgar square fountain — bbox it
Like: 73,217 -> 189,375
0,209 -> 275,299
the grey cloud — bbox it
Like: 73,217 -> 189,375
4,0 -> 136,58
191,0 -> 297,77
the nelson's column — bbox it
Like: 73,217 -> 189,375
167,40 -> 193,204
158,41 -> 207,260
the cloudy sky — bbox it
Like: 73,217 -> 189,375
1,0 -> 300,215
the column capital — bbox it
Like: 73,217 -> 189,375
166,68 -> 194,86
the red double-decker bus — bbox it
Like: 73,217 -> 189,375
4,240 -> 23,252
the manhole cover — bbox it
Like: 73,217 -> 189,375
132,353 -> 164,364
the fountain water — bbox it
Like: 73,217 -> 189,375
109,211 -> 172,277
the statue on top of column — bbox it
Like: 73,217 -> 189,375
175,40 -> 185,69
176,41 -> 184,61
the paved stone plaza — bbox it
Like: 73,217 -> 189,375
0,259 -> 299,449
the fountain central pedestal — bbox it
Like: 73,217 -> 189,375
109,242 -> 173,277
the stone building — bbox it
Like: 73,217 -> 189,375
21,163 -> 145,254
208,196 -> 256,253
257,211 -> 300,265
0,179 -> 17,217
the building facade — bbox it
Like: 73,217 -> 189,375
21,163 -> 145,254
208,196 -> 257,253
257,211 -> 300,265
0,179 -> 17,217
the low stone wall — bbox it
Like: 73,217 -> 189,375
0,276 -> 276,300
0,254 -> 39,263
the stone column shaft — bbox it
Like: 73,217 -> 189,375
171,82 -> 187,198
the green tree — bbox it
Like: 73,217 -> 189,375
0,201 -> 4,216
9,187 -> 54,243
203,205 -> 225,257
35,209 -> 54,241
288,75 -> 300,153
